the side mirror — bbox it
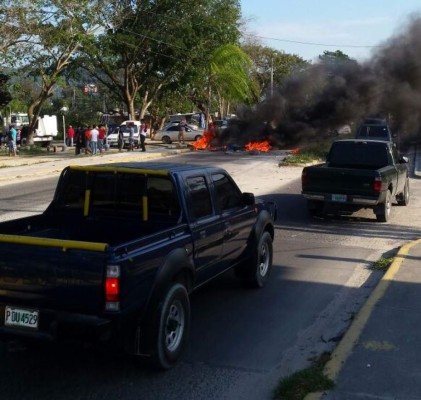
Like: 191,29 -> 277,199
242,192 -> 255,206
400,156 -> 409,164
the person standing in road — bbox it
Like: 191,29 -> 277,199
67,125 -> 75,147
139,119 -> 147,152
178,118 -> 188,145
7,125 -> 17,156
84,126 -> 93,155
116,127 -> 124,152
98,125 -> 106,153
90,125 -> 99,155
127,122 -> 135,151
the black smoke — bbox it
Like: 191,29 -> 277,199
221,14 -> 421,148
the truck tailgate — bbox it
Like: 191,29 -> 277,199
303,165 -> 377,196
0,237 -> 107,314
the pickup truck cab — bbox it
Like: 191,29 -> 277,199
355,118 -> 397,142
0,162 -> 276,368
301,139 -> 409,222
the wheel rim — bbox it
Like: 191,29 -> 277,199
165,300 -> 185,352
259,241 -> 270,277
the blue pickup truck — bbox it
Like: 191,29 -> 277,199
0,162 -> 276,369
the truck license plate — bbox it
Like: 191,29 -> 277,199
4,306 -> 39,329
332,194 -> 347,202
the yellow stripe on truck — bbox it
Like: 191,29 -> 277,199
69,165 -> 169,176
0,234 -> 108,252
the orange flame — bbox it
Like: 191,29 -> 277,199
245,141 -> 272,152
191,130 -> 215,150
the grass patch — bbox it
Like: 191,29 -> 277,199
273,352 -> 334,400
283,144 -> 330,165
18,146 -> 47,155
370,257 -> 394,271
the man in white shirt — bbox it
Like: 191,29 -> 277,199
90,125 -> 99,155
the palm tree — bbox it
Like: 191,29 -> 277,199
206,44 -> 257,127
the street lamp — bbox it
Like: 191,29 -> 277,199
60,107 -> 68,147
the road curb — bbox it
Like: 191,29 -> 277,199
304,238 -> 421,399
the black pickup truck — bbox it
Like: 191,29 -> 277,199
0,162 -> 276,368
301,139 -> 409,222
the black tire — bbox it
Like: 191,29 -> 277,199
242,231 -> 273,288
162,136 -> 172,144
396,178 -> 410,206
151,283 -> 190,369
307,200 -> 324,217
376,190 -> 392,222
194,135 -> 202,141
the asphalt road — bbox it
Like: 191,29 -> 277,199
0,150 -> 420,400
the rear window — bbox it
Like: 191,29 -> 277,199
328,142 -> 390,168
53,169 -> 180,219
357,125 -> 389,138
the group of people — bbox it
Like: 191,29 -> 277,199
72,125 -> 107,155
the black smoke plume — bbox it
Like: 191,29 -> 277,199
221,14 -> 421,149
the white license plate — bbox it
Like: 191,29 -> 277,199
4,306 -> 39,329
332,194 -> 347,202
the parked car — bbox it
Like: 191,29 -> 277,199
107,120 -> 149,148
154,124 -> 204,144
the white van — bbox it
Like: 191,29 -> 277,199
107,120 -> 149,148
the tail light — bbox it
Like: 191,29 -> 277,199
373,176 -> 382,192
105,265 -> 120,311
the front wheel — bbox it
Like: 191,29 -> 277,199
376,190 -> 392,222
151,283 -> 190,369
194,135 -> 202,141
241,231 -> 273,288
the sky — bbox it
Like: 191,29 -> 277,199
241,0 -> 421,62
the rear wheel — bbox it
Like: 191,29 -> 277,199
151,283 -> 190,369
376,190 -> 392,222
162,136 -> 171,144
194,135 -> 202,141
396,178 -> 410,206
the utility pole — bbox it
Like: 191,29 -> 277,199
270,57 -> 274,97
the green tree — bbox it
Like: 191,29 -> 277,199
83,0 -> 242,121
3,0 -> 103,143
206,44 -> 257,122
242,43 -> 309,98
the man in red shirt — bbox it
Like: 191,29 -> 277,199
98,125 -> 106,153
67,125 -> 75,147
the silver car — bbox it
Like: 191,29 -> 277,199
154,124 -> 203,144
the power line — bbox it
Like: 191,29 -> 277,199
243,33 -> 380,49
